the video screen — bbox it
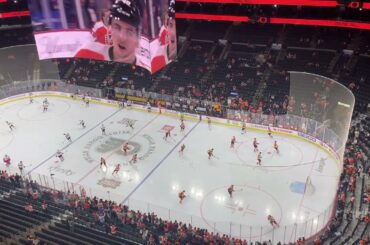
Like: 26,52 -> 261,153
28,0 -> 177,73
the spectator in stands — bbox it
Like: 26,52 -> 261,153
25,203 -> 33,213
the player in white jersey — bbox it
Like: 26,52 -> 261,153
85,99 -> 90,107
274,140 -> 279,154
79,120 -> 86,129
241,121 -> 246,134
18,161 -> 25,175
64,133 -> 72,142
100,157 -> 107,168
5,121 -> 15,131
43,103 -> 48,112
268,126 -> 273,138
257,152 -> 262,165
127,120 -> 134,130
56,150 -> 64,162
101,124 -> 106,135
179,144 -> 185,155
146,102 -> 151,112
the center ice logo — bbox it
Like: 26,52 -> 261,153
97,177 -> 121,189
82,131 -> 156,164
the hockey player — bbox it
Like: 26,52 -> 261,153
43,98 -> 49,105
112,164 -> 120,175
101,124 -> 106,135
257,152 -> 262,166
253,138 -> 259,152
230,136 -> 236,148
268,126 -> 273,138
3,154 -> 11,166
64,133 -> 72,142
56,150 -> 64,162
18,161 -> 25,175
129,154 -> 138,164
163,129 -> 171,140
127,120 -> 134,130
85,99 -> 90,107
178,190 -> 186,204
267,215 -> 279,228
274,140 -> 279,154
43,103 -> 48,112
207,148 -> 214,160
241,121 -> 246,134
100,157 -> 107,168
5,121 -> 15,131
80,120 -> 86,129
146,102 -> 151,112
179,144 -> 185,155
29,97 -> 33,104
122,143 -> 130,154
207,117 -> 211,128
228,184 -> 235,198
180,121 -> 185,132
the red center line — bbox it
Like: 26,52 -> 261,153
76,113 -> 160,184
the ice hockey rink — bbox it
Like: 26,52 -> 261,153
0,96 -> 341,243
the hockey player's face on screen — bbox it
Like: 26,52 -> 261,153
167,18 -> 177,60
111,19 -> 139,63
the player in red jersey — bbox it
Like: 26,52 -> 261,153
178,190 -> 186,204
257,152 -> 262,166
180,121 -> 185,132
122,143 -> 130,154
253,138 -> 259,152
100,157 -> 107,169
3,154 -> 11,166
208,148 -> 214,159
274,141 -> 279,154
179,144 -> 185,155
112,164 -> 120,175
228,184 -> 235,198
129,154 -> 138,164
92,9 -> 112,45
74,0 -> 143,66
163,130 -> 171,140
230,136 -> 236,148
267,215 -> 279,228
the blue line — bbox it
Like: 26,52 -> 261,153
27,108 -> 123,175
121,120 -> 200,204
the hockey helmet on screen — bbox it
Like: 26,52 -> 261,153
109,0 -> 142,29
168,0 -> 175,19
